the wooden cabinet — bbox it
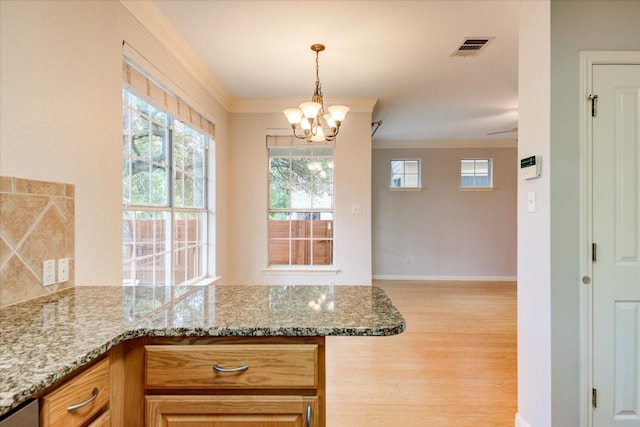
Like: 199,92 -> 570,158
39,358 -> 110,427
146,395 -> 318,427
140,338 -> 325,427
35,337 -> 325,426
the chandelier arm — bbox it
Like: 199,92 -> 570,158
291,125 -> 310,140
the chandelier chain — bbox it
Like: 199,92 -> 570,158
314,50 -> 323,105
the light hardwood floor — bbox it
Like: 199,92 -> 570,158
326,280 -> 517,427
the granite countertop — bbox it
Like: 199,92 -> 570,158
0,284 -> 405,416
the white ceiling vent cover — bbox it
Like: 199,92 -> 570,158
451,37 -> 495,57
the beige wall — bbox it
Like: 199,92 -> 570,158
372,146 -> 517,280
0,1 -> 230,286
226,111 -> 373,285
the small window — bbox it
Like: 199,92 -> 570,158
390,159 -> 421,189
461,159 -> 493,188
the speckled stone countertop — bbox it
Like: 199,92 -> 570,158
0,284 -> 405,416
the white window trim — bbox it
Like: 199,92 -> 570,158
459,187 -> 496,192
264,265 -> 340,274
389,186 -> 424,192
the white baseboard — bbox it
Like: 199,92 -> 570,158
372,274 -> 517,282
515,413 -> 533,427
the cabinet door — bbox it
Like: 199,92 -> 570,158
146,395 -> 318,427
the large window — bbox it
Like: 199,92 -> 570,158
122,85 -> 211,286
268,146 -> 334,266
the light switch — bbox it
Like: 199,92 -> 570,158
351,204 -> 362,215
528,191 -> 536,213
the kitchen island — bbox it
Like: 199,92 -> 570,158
0,284 -> 405,425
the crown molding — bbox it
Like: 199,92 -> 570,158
372,139 -> 518,149
119,0 -> 231,110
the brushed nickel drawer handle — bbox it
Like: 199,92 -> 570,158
212,364 -> 249,373
67,388 -> 99,412
306,405 -> 312,427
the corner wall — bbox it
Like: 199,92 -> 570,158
0,1 -> 230,286
517,2 -> 551,426
517,2 -> 640,426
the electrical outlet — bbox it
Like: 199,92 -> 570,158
57,258 -> 69,283
42,260 -> 56,286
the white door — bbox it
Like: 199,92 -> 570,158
592,63 -> 640,427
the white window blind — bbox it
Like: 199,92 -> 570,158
266,134 -> 335,148
122,61 -> 215,138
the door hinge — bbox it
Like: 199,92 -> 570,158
592,388 -> 598,408
592,243 -> 597,262
588,94 -> 598,117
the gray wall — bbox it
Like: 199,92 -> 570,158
550,1 -> 640,425
372,146 -> 517,280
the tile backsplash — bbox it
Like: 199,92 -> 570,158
0,176 -> 75,307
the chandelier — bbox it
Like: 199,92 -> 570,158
283,44 -> 349,142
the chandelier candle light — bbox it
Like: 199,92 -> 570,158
283,44 -> 349,142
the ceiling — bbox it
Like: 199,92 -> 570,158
147,0 -> 520,143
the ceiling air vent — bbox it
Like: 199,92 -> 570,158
451,37 -> 495,57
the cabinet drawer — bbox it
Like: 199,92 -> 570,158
145,344 -> 318,389
146,395 -> 319,427
40,358 -> 110,427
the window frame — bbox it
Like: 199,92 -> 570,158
459,158 -> 494,190
267,145 -> 335,269
122,87 -> 212,286
389,158 -> 422,191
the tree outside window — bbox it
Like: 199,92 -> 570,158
122,90 -> 209,285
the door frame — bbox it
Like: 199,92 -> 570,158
579,50 -> 640,427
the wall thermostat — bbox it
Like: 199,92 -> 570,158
520,155 -> 541,180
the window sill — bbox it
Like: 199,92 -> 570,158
264,265 -> 340,274
191,276 -> 221,286
459,187 -> 496,192
122,276 -> 221,287
389,187 -> 423,192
